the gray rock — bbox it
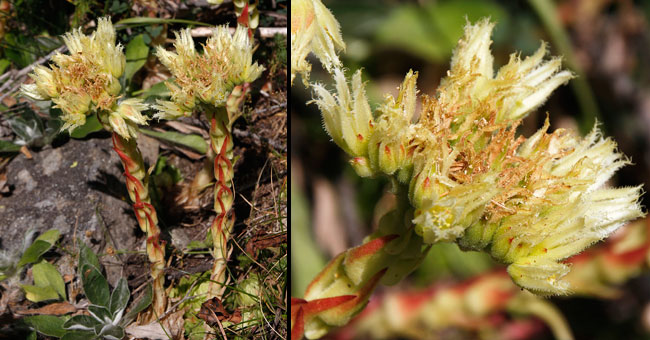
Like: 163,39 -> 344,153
0,137 -> 146,285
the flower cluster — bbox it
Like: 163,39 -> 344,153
153,25 -> 264,120
313,19 -> 644,295
291,0 -> 345,85
20,18 -> 148,139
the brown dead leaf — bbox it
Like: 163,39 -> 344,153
197,297 -> 242,326
0,170 -> 9,194
19,146 -> 32,159
126,309 -> 185,340
1,95 -> 16,107
261,80 -> 273,94
63,274 -> 75,283
15,302 -> 77,315
164,121 -> 208,138
245,231 -> 286,259
158,140 -> 204,160
125,323 -> 169,340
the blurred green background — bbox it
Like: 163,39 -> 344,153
292,0 -> 650,339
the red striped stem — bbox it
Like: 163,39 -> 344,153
112,133 -> 166,317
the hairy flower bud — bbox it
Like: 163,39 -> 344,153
312,69 -> 374,159
31,65 -> 58,98
291,0 -> 345,85
20,83 -> 48,101
104,98 -> 149,140
53,93 -> 92,131
152,100 -> 191,121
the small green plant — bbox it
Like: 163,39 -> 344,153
25,244 -> 152,340
20,259 -> 66,303
63,245 -> 152,340
0,229 -> 59,282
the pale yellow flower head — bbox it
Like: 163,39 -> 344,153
153,25 -> 264,120
313,19 -> 644,296
20,17 -> 128,133
291,0 -> 345,86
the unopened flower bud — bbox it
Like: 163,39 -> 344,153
312,69 -> 374,158
32,65 -> 58,98
108,111 -> 129,140
152,100 -> 191,121
349,157 -> 374,178
291,0 -> 345,85
106,76 -> 122,96
54,93 -> 92,132
108,98 -> 149,139
20,83 -> 48,101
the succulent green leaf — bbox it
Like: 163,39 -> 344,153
0,59 -> 10,75
81,266 -> 110,307
21,284 -> 60,302
134,81 -> 169,99
24,315 -> 67,337
122,283 -> 152,326
88,304 -> 112,325
140,128 -> 208,154
0,140 -> 21,153
70,114 -> 103,139
18,229 -> 60,267
4,33 -> 35,67
97,324 -> 125,340
61,330 -> 96,340
124,34 -> 149,81
78,244 -> 101,273
63,315 -> 100,331
8,107 -> 62,148
32,260 -> 66,299
109,278 -> 130,319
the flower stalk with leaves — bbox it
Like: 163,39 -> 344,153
20,18 -> 166,318
292,18 -> 644,339
331,271 -> 573,340
153,25 -> 264,298
330,217 -> 650,340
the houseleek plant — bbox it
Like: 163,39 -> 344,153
20,18 -> 166,318
153,25 -> 264,298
